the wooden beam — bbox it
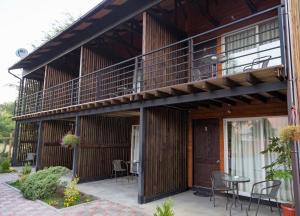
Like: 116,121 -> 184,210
194,0 -> 219,26
223,77 -> 241,88
243,0 -> 257,13
207,100 -> 223,107
267,91 -> 286,101
143,92 -> 155,100
170,88 -> 186,95
155,90 -> 170,97
35,121 -> 43,171
248,93 -> 268,103
121,97 -> 130,103
246,73 -> 262,85
72,116 -> 80,177
216,98 -> 237,106
204,82 -> 222,91
138,107 -> 146,204
231,96 -> 252,104
186,84 -> 204,93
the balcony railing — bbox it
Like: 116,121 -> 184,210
15,7 -> 285,117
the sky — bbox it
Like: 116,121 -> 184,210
0,0 -> 101,104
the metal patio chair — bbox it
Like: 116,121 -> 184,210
112,160 -> 127,182
210,171 -> 234,210
25,153 -> 36,165
248,180 -> 281,216
243,55 -> 272,72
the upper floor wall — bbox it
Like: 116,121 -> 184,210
14,0 -> 286,118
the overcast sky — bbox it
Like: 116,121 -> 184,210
0,0 -> 101,104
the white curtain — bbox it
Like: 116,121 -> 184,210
227,116 -> 292,202
224,18 -> 280,75
130,125 -> 140,173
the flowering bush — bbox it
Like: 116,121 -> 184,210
64,177 -> 80,207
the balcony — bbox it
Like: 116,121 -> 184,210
14,15 -> 286,119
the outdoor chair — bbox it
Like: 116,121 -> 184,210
210,171 -> 234,210
248,180 -> 281,216
112,160 -> 127,182
25,153 -> 36,165
243,55 -> 272,72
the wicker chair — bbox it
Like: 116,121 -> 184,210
210,171 -> 234,210
248,180 -> 282,216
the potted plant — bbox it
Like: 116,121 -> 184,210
61,133 -> 80,149
261,125 -> 299,216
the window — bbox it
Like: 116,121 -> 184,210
223,19 -> 281,75
224,116 -> 292,202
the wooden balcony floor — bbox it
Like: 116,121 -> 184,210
14,65 -> 286,121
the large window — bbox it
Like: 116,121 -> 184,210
223,18 -> 281,75
224,116 -> 292,201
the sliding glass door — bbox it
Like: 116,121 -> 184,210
224,116 -> 292,201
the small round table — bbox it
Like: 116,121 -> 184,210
223,175 -> 250,215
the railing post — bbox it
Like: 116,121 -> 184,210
278,6 -> 287,77
134,57 -> 139,93
70,80 -> 74,106
188,38 -> 194,82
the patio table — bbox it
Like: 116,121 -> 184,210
223,175 -> 250,215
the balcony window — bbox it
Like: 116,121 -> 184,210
223,18 -> 281,75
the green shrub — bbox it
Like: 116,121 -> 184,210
154,200 -> 175,216
0,158 -> 10,173
21,166 -> 68,200
21,163 -> 32,176
64,177 -> 80,207
62,134 -> 79,147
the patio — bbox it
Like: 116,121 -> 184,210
77,176 -> 282,216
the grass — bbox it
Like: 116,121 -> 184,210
9,180 -> 22,190
9,180 -> 96,209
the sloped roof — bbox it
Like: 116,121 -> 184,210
9,0 -> 160,72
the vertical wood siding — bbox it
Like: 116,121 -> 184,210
80,46 -> 114,103
77,115 -> 132,181
43,64 -> 77,110
41,121 -> 73,169
142,13 -> 188,90
143,107 -> 188,201
17,123 -> 38,164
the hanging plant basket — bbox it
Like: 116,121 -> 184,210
61,134 -> 80,149
280,125 -> 300,141
281,203 -> 296,216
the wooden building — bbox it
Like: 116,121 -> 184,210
8,0 -> 300,213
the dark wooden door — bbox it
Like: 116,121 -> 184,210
193,119 -> 220,188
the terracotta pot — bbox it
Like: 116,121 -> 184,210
281,203 -> 296,216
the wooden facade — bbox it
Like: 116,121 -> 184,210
77,115 -> 133,181
16,122 -> 38,165
142,107 -> 188,202
13,0 -> 300,209
187,99 -> 288,188
40,120 -> 73,169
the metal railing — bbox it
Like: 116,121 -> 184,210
14,7 -> 285,117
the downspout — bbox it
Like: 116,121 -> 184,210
8,69 -> 22,165
283,0 -> 300,214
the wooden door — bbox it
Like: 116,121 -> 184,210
193,119 -> 220,188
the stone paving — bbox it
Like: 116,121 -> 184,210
0,173 -> 147,216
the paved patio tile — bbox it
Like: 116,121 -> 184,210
0,173 -> 146,216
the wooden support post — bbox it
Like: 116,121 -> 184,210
72,116 -> 81,177
11,122 -> 20,166
138,107 -> 146,204
35,121 -> 43,171
188,39 -> 194,82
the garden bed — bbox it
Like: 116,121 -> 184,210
9,180 -> 96,209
